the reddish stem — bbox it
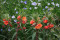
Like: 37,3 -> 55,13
15,25 -> 18,40
36,29 -> 38,40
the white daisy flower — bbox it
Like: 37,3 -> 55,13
29,7 -> 32,10
34,7 -> 38,9
48,3 -> 50,5
51,2 -> 55,5
45,6 -> 48,9
32,2 -> 37,6
14,20 -> 17,22
30,0 -> 33,2
12,15 -> 15,18
15,8 -> 16,10
38,3 -> 41,6
16,11 -> 18,14
56,3 -> 59,7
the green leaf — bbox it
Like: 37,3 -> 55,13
53,34 -> 60,38
10,28 -> 15,32
18,37 -> 21,40
0,34 -> 7,38
32,32 -> 36,40
11,32 -> 17,40
39,38 -> 42,40
25,28 -> 33,34
27,35 -> 32,40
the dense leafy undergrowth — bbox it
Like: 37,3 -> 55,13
0,0 -> 60,40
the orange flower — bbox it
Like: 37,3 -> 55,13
22,17 -> 27,24
35,24 -> 42,29
17,16 -> 21,20
22,16 -> 27,21
4,21 -> 8,25
30,20 -> 35,24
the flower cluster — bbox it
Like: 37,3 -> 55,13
17,15 -> 27,30
17,15 -> 27,24
44,24 -> 54,29
3,19 -> 9,25
30,19 -> 42,29
3,18 -> 12,27
30,16 -> 54,30
2,16 -> 54,31
42,17 -> 54,29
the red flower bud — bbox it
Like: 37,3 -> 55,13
17,25 -> 20,28
9,21 -> 11,22
48,24 -> 54,28
9,24 -> 12,27
3,19 -> 6,21
43,20 -> 48,23
17,22 -> 20,24
23,27 -> 26,29
44,26 -> 48,29
22,21 -> 26,24
17,16 -> 21,20
42,16 -> 46,20
19,29 -> 22,30
2,25 -> 5,27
